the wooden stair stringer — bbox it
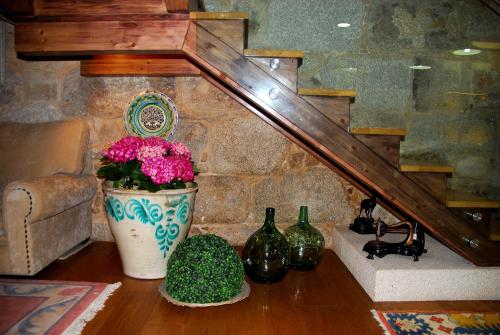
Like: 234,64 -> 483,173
182,20 -> 500,266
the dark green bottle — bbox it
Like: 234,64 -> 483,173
284,206 -> 325,270
242,208 -> 290,284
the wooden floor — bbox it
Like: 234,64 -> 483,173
20,242 -> 500,334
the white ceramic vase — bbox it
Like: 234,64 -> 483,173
103,182 -> 198,279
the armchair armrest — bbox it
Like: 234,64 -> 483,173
3,175 -> 97,223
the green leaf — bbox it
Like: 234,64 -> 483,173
146,183 -> 161,193
96,164 -> 122,181
192,161 -> 200,176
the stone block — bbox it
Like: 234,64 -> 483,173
254,168 -> 356,225
266,0 -> 363,52
90,117 -> 128,156
366,0 -> 461,51
459,0 -> 500,41
0,102 -> 62,123
0,69 -> 22,105
171,121 -> 208,164
298,52 -> 327,87
191,221 -> 336,249
87,77 -> 152,118
192,174 -> 253,225
455,155 -> 491,179
209,115 -> 289,174
91,222 -> 114,241
175,77 -> 248,121
320,52 -> 413,128
62,68 -> 91,117
25,82 -> 58,101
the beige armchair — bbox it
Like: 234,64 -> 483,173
0,120 -> 97,275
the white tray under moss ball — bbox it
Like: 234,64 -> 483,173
159,281 -> 250,307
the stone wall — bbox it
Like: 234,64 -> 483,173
203,0 -> 500,200
0,24 -> 391,247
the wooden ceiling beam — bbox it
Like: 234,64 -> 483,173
32,0 -> 168,16
15,18 -> 189,56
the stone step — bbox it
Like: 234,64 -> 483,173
351,128 -> 407,168
244,49 -> 303,92
192,12 -> 249,53
332,225 -> 500,301
400,161 -> 454,204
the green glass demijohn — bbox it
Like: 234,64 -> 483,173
284,206 -> 325,270
242,208 -> 290,284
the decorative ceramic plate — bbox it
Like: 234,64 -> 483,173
124,91 -> 178,139
159,281 -> 250,308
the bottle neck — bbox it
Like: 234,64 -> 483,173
263,209 -> 276,231
298,206 -> 308,227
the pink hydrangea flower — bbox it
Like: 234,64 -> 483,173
170,142 -> 192,160
137,145 -> 166,161
140,156 -> 194,185
102,136 -> 145,163
100,136 -> 194,187
173,156 -> 195,181
143,137 -> 171,152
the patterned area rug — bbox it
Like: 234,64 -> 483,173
0,279 -> 121,335
372,310 -> 500,335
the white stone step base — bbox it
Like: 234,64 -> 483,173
332,225 -> 500,301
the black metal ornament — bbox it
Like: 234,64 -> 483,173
362,219 -> 427,261
349,196 -> 377,234
350,196 -> 427,261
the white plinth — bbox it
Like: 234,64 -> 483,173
332,225 -> 500,301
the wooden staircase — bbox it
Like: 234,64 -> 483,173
6,8 -> 500,265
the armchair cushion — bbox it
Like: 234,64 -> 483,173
0,120 -> 90,188
3,175 -> 97,224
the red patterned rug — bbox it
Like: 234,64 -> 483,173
0,279 -> 121,335
372,310 -> 500,335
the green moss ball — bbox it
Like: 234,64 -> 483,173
165,234 -> 244,304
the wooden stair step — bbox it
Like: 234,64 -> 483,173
351,127 -> 407,138
352,128 -> 407,168
446,191 -> 500,242
446,191 -> 500,209
244,49 -> 303,92
243,49 -> 304,58
302,95 -> 350,130
400,162 -> 454,174
192,12 -> 248,53
298,87 -> 356,98
400,161 -> 454,204
189,12 -> 249,20
490,216 -> 500,242
299,88 -> 356,130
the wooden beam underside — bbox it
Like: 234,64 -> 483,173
81,55 -> 200,76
